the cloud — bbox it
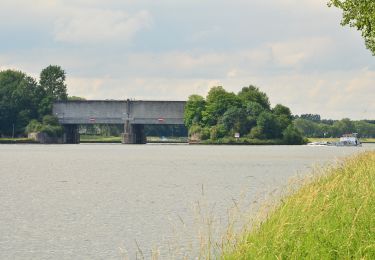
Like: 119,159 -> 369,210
268,37 -> 333,67
54,9 -> 152,44
1,0 -> 374,120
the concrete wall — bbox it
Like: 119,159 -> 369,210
53,100 -> 186,125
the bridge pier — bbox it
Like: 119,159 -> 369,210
121,122 -> 146,144
63,125 -> 80,144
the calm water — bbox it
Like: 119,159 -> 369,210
0,144 -> 374,259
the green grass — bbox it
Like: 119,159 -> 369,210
308,137 -> 375,143
198,137 -> 306,145
79,135 -> 188,143
0,138 -> 38,144
79,135 -> 121,143
223,151 -> 375,259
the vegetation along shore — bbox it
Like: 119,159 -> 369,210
222,151 -> 375,259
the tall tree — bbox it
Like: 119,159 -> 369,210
0,70 -> 41,136
238,85 -> 271,110
184,94 -> 206,128
328,0 -> 375,55
202,86 -> 240,126
39,65 -> 68,115
40,65 -> 68,100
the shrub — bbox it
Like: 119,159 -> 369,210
25,115 -> 63,137
25,119 -> 43,133
249,126 -> 264,139
210,124 -> 226,140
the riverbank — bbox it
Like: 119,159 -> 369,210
79,135 -> 188,143
309,137 -> 375,143
195,137 -> 307,145
79,135 -> 121,143
223,151 -> 375,259
0,138 -> 38,144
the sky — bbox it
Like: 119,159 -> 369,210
0,0 -> 374,119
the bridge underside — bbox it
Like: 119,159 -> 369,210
62,123 -> 182,144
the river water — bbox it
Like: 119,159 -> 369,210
0,144 -> 374,259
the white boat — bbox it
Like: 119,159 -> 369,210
308,133 -> 361,147
335,133 -> 361,147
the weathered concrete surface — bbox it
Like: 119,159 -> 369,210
53,100 -> 186,125
52,100 -> 186,144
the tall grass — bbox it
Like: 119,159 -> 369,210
223,151 -> 375,259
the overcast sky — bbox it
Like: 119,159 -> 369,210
0,0 -> 374,119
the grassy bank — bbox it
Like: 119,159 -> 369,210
79,135 -> 188,143
308,137 -> 375,143
223,151 -> 375,259
79,135 -> 121,143
0,138 -> 38,144
198,137 -> 307,145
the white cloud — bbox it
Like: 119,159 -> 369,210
1,0 -> 374,120
54,9 -> 152,44
268,37 -> 333,67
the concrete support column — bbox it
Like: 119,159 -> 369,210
121,120 -> 133,144
121,123 -> 146,144
63,125 -> 80,144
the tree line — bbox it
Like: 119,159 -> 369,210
0,66 -> 68,137
184,86 -> 305,144
294,115 -> 375,138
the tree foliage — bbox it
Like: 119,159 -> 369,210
40,65 -> 68,101
294,116 -> 375,138
0,65 -> 68,137
184,85 -> 305,144
39,65 -> 68,115
238,85 -> 271,110
26,115 -> 63,137
202,86 -> 240,126
0,70 -> 42,136
328,0 -> 375,55
184,94 -> 206,128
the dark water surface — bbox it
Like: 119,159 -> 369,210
0,144 -> 374,259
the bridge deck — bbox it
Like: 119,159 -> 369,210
53,100 -> 186,125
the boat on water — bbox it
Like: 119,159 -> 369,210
308,133 -> 362,147
336,134 -> 362,146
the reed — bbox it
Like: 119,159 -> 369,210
223,151 -> 375,259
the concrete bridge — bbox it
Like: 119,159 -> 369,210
52,100 -> 186,144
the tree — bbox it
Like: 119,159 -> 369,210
244,101 -> 265,117
68,96 -> 86,101
39,65 -> 68,115
221,106 -> 248,134
283,125 -> 305,145
273,104 -> 293,131
202,86 -> 240,126
273,104 -> 292,119
256,111 -> 282,139
299,114 -> 321,122
184,94 -> 206,128
0,70 -> 42,136
238,85 -> 271,110
328,0 -> 375,55
332,118 -> 355,135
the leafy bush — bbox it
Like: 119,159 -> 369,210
25,119 -> 43,133
210,124 -> 226,140
25,115 -> 63,137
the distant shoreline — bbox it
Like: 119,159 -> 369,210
1,137 -> 374,144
